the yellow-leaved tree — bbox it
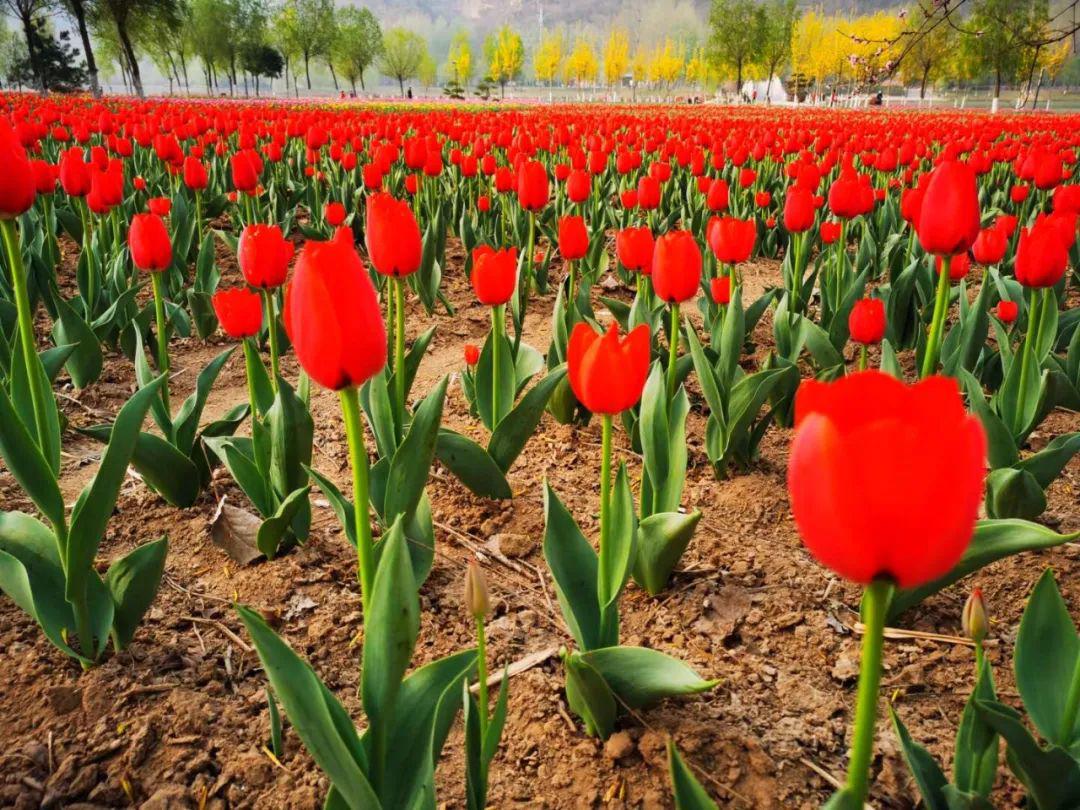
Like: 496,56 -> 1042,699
685,46 -> 711,90
649,38 -> 684,88
446,29 -> 473,86
534,28 -> 564,87
564,36 -> 599,86
603,28 -> 630,87
485,25 -> 525,97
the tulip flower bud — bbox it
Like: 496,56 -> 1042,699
464,560 -> 490,620
962,588 -> 988,644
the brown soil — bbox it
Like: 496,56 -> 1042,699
2,233 -> 1078,810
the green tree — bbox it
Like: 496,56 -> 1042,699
758,0 -> 798,100
418,48 -> 436,88
707,0 -> 765,92
1,0 -> 51,91
11,18 -> 85,91
59,0 -> 100,95
484,24 -> 523,97
377,27 -> 427,96
961,0 -> 1024,99
91,0 -> 179,96
137,0 -> 193,93
897,4 -> 954,98
241,42 -> 282,94
0,19 -> 26,87
279,0 -> 334,90
331,5 -> 381,92
445,28 -> 472,86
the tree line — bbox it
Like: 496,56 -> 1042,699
1,0 -> 1077,101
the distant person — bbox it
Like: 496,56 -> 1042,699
407,86 -> 413,100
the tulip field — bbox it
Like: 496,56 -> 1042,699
3,96 -> 1080,810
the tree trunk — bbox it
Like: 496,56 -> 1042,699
994,68 -> 1001,100
204,63 -> 211,94
328,60 -> 339,90
350,77 -> 356,94
304,52 -> 312,89
398,75 -> 405,95
116,20 -> 143,97
283,58 -> 289,96
359,71 -> 365,91
1032,67 -> 1045,109
179,51 -> 190,93
19,15 -> 43,93
920,65 -> 929,99
67,0 -> 100,97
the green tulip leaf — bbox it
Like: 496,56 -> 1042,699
668,740 -> 719,810
888,519 -> 1080,620
577,646 -> 717,709
889,704 -> 949,810
435,430 -> 512,500
488,364 -> 567,473
633,511 -> 702,596
104,536 -> 168,650
542,483 -> 603,652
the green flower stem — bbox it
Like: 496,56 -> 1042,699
920,254 -> 952,378
475,615 -> 490,739
858,345 -> 868,372
568,259 -> 577,307
339,387 -> 374,616
845,578 -> 895,805
1014,288 -> 1042,434
242,338 -> 264,419
394,277 -> 406,436
261,288 -> 280,391
598,413 -> 614,630
0,219 -> 52,454
194,190 -> 203,234
150,270 -> 171,416
519,212 -> 536,325
491,304 -> 505,427
667,303 -> 681,400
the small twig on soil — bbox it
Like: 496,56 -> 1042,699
164,573 -> 232,605
181,616 -> 253,652
469,645 -> 559,694
852,623 -> 992,648
799,758 -> 875,809
56,391 -> 113,420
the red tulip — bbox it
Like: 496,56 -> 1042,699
916,160 -> 980,256
820,221 -> 842,244
284,227 -> 386,390
705,178 -> 729,212
558,215 -> 589,261
464,343 -> 480,366
324,201 -> 346,227
996,300 -> 1018,324
470,245 -> 517,306
652,230 -> 702,304
183,156 -> 208,191
567,322 -> 651,415
707,216 -> 756,265
637,175 -> 661,210
1052,184 -> 1080,215
783,186 -> 816,233
477,194 -> 491,212
620,189 -> 638,209
128,213 -> 173,272
0,120 -> 35,219
148,197 -> 172,217
755,190 -> 772,208
1015,217 -> 1069,288
517,160 -> 549,212
615,226 -> 654,274
848,298 -> 886,345
213,287 -> 263,339
787,371 -> 986,588
971,226 -> 1007,266
710,275 -> 731,305
59,147 -> 91,197
231,149 -> 262,192
239,224 -> 294,289
1010,185 -> 1030,204
365,192 -> 422,277
935,252 -> 971,280
565,169 -> 590,203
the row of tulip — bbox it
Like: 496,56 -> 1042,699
1,95 -> 1080,806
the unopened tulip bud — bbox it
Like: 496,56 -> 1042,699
464,560 -> 490,620
962,587 -> 988,644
